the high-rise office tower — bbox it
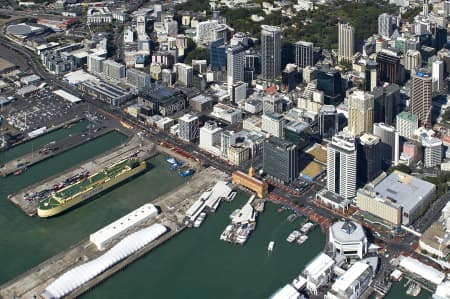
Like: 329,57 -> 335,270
432,60 -> 444,93
295,41 -> 314,68
327,133 -> 357,199
317,65 -> 343,104
338,23 -> 355,63
210,38 -> 227,70
410,68 -> 432,127
364,60 -> 378,92
347,90 -> 374,136
373,123 -> 399,169
370,83 -> 401,125
404,50 -> 422,72
357,133 -> 382,186
376,49 -> 404,84
319,105 -> 338,139
263,136 -> 298,184
261,25 -> 281,80
227,44 -> 245,88
378,13 -> 393,39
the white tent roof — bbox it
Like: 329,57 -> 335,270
42,223 -> 167,298
399,256 -> 445,286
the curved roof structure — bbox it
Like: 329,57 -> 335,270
42,224 -> 167,299
7,23 -> 47,37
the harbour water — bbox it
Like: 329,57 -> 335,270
83,195 -> 326,299
384,279 -> 431,299
0,130 -> 185,284
0,120 -> 89,163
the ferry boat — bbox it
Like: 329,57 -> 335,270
300,222 -> 314,234
37,158 -> 146,217
296,235 -> 308,245
268,241 -> 275,252
406,282 -> 421,296
286,230 -> 301,243
193,212 -> 207,228
287,213 -> 299,222
220,224 -> 234,240
236,225 -> 251,245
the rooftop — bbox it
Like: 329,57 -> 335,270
332,261 -> 370,293
330,220 -> 366,243
373,171 -> 435,213
397,111 -> 418,122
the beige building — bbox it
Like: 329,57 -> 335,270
347,90 -> 374,136
356,188 -> 402,226
228,145 -> 250,167
338,23 -> 354,63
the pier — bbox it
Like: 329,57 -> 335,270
0,168 -> 229,298
0,127 -> 115,177
8,135 -> 156,216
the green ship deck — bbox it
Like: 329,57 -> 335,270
39,159 -> 143,211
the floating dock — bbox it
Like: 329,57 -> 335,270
8,135 -> 155,216
0,168 -> 229,299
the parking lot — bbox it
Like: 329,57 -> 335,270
2,87 -> 87,132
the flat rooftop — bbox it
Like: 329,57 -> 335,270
306,143 -> 327,164
373,170 -> 435,212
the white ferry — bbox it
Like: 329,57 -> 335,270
296,235 -> 308,245
300,222 -> 314,234
286,230 -> 301,243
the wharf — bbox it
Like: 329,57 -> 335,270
8,135 -> 156,216
0,117 -> 83,153
0,167 -> 229,299
0,127 -> 115,177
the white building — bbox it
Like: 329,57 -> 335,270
199,120 -> 223,156
212,103 -> 242,124
174,63 -> 193,87
102,59 -> 126,81
227,44 -> 245,89
327,133 -> 357,199
87,53 -> 106,75
196,20 -> 227,44
404,50 -> 421,72
262,112 -> 284,138
87,7 -> 112,24
325,261 -> 373,299
303,253 -> 335,295
89,203 -> 159,250
178,113 -> 199,142
432,60 -> 444,93
396,111 -> 418,139
422,137 -> 443,168
123,26 -> 134,43
329,220 -> 368,259
378,13 -> 393,39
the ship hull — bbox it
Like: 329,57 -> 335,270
37,162 -> 146,218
